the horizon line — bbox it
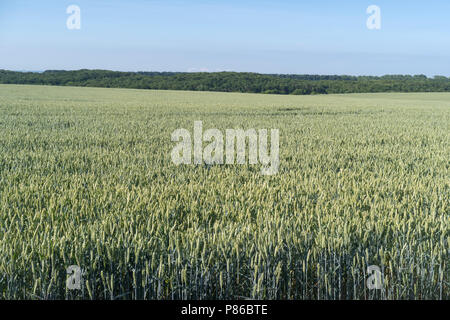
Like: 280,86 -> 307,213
3,69 -> 447,79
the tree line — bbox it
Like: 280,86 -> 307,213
1,69 -> 449,95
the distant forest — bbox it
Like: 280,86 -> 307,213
1,69 -> 450,95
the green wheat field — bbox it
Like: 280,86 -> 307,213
0,84 -> 448,300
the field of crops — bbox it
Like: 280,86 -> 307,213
0,84 -> 448,300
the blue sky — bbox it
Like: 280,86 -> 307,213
1,0 -> 450,75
